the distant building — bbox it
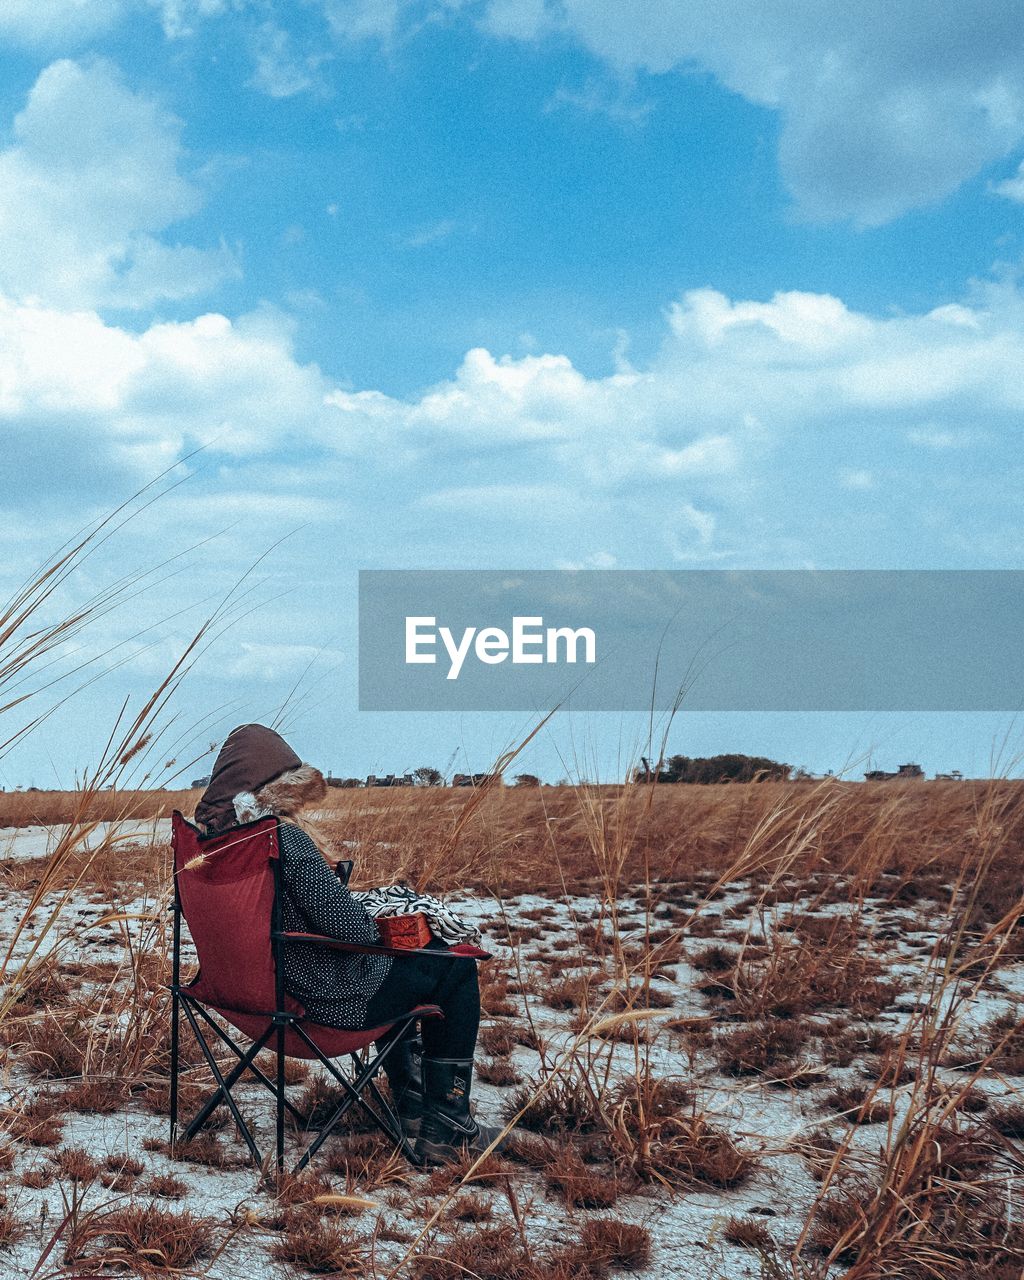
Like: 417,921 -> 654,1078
452,772 -> 504,787
933,770 -> 964,781
365,773 -> 415,787
864,763 -> 924,782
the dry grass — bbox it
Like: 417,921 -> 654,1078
821,1084 -> 890,1126
0,1207 -> 23,1249
700,924 -> 901,1022
477,1057 -> 523,1086
975,1005 -> 1024,1074
51,1146 -> 100,1182
723,1214 -> 777,1252
630,1109 -> 755,1189
478,1024 -> 518,1056
1,1092 -> 65,1147
270,1212 -> 368,1275
409,1222 -> 526,1280
542,1146 -> 620,1208
0,482 -> 374,1273
575,1218 -> 652,1272
716,1019 -> 809,1077
325,1133 -> 412,1194
271,776 -> 1024,896
987,1100 -> 1024,1137
7,775 -> 1024,894
503,1073 -> 606,1139
448,1192 -> 494,1222
1,764 -> 1024,1278
0,787 -> 196,829
65,1203 -> 217,1272
145,1172 -> 190,1198
408,1216 -> 652,1280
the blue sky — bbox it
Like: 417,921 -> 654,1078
3,2 -> 1024,788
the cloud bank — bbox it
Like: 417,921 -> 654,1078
4,273 -> 1024,566
484,0 -> 1024,225
8,3 -> 1023,225
0,59 -> 235,309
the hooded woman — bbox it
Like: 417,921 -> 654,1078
194,723 -> 502,1165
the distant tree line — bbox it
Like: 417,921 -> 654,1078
323,767 -> 526,788
635,754 -> 792,784
321,755 -> 793,789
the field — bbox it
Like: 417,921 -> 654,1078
0,778 -> 1021,1279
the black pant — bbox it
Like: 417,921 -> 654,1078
365,938 -> 480,1060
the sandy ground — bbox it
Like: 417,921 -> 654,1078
0,827 -> 1020,1278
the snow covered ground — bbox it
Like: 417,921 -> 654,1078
0,828 -> 1019,1278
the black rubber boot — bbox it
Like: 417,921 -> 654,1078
379,1027 -> 424,1141
414,1057 -> 506,1166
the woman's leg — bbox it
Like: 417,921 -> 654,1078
373,1019 -> 424,1130
417,954 -> 480,1059
414,960 -> 502,1165
366,947 -> 481,1060
366,951 -> 491,1159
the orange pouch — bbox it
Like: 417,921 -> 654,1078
378,913 -> 433,949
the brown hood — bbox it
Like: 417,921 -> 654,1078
194,723 -> 302,834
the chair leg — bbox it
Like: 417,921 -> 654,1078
172,1004 -> 427,1174
181,1030 -> 274,1141
178,1000 -> 267,1164
364,1074 -> 415,1158
276,1021 -> 286,1172
290,1021 -> 421,1172
169,988 -> 180,1150
190,1004 -> 306,1125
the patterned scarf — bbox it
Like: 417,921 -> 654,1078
351,885 -> 482,946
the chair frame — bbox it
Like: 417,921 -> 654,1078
168,812 -> 478,1173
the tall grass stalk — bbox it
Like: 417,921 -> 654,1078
0,479 -> 283,1047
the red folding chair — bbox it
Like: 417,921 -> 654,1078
168,811 -> 485,1173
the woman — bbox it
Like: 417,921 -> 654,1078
194,722 -> 502,1165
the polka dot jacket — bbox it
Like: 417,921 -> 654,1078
277,821 -> 393,1028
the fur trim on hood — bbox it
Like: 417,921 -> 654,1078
234,763 -> 328,824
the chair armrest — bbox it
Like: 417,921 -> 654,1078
274,931 -> 491,961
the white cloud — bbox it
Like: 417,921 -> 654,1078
249,21 -> 330,98
668,288 -> 874,351
327,283 -> 1024,500
320,0 -> 407,42
906,426 -> 987,449
221,642 -> 342,682
151,0 -> 227,39
401,219 -> 460,249
0,0 -> 125,45
665,504 -> 719,561
328,348 -> 607,445
545,78 -> 653,126
992,159 -> 1024,202
0,0 -> 228,47
485,0 -> 1024,225
481,0 -> 553,40
319,0 -> 471,44
0,59 -> 236,310
5,274 -> 1024,565
10,3 -> 1021,227
0,297 -> 331,486
416,483 -> 575,512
